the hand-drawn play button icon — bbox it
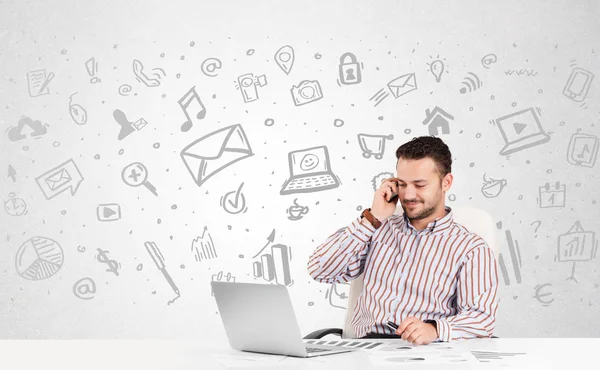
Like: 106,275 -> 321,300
97,203 -> 121,222
491,107 -> 550,156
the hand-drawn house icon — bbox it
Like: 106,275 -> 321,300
422,106 -> 454,136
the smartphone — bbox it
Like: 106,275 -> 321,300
563,68 -> 594,102
386,177 -> 399,203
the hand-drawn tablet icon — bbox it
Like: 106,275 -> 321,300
181,124 -> 254,187
567,132 -> 598,167
280,146 -> 340,195
274,45 -> 295,75
15,237 -> 64,280
35,159 -> 84,200
562,67 -> 594,103
491,107 -> 550,156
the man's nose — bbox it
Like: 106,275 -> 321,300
403,185 -> 417,199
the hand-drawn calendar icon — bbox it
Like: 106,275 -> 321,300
538,182 -> 566,208
567,132 -> 599,168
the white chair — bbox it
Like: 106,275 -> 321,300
305,205 -> 498,340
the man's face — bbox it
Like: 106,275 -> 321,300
396,157 -> 451,221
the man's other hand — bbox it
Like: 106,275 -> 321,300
395,317 -> 438,345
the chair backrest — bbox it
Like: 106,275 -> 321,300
340,205 -> 497,339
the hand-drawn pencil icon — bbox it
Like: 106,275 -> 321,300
236,73 -> 267,103
481,53 -> 498,69
496,222 -> 522,286
563,67 -> 594,103
4,192 -> 27,216
181,124 -> 254,187
211,271 -> 235,296
73,277 -> 96,300
287,198 -> 309,220
97,203 -> 121,222
220,182 -> 247,214
274,45 -> 295,75
96,248 -> 120,276
252,244 -> 293,287
538,182 -> 566,208
459,72 -> 483,94
178,86 -> 206,132
201,58 -> 223,77
15,237 -> 64,280
68,93 -> 88,125
357,134 -> 394,159
84,57 -> 100,84
291,80 -> 323,106
7,116 -> 48,141
567,132 -> 599,167
423,107 -> 454,136
370,73 -> 417,107
427,56 -> 447,83
132,59 -> 165,87
280,146 -> 340,195
490,107 -> 550,156
481,173 -> 507,198
192,226 -> 217,262
27,69 -> 54,97
113,109 -> 148,140
338,52 -> 363,85
556,221 -> 598,283
121,162 -> 158,196
145,241 -> 181,303
35,159 -> 84,200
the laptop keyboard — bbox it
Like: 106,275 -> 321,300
286,175 -> 336,190
305,347 -> 331,353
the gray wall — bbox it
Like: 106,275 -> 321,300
1,0 -> 599,340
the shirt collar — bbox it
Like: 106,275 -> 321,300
403,206 -> 454,234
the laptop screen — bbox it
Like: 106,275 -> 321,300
289,146 -> 330,176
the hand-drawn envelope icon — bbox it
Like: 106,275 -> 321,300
180,124 -> 253,187
387,73 -> 417,98
46,169 -> 71,190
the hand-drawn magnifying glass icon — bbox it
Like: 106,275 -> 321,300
121,162 -> 158,196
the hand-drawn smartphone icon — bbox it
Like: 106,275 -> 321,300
562,68 -> 594,102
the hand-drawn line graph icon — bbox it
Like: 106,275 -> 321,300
181,124 -> 254,187
490,107 -> 550,156
357,134 -> 394,159
567,132 -> 599,168
556,221 -> 598,283
15,237 -> 64,280
280,146 -> 340,195
192,226 -> 217,262
538,182 -> 566,208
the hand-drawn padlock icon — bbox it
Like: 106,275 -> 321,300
338,52 -> 362,85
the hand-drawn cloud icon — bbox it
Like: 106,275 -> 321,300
567,132 -> 599,167
35,159 -> 84,200
7,116 -> 48,141
291,80 -> 323,106
491,107 -> 550,156
280,146 -> 340,195
181,124 -> 254,187
15,236 -> 64,280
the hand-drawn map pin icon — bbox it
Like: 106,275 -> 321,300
275,45 -> 295,75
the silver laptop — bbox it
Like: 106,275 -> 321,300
211,281 -> 355,358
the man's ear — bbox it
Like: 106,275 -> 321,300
442,173 -> 453,192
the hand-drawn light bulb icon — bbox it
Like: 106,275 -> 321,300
429,59 -> 445,83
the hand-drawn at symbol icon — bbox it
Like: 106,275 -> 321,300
530,221 -> 542,238
567,132 -> 598,167
35,159 -> 83,200
563,67 -> 594,103
144,241 -> 180,305
280,146 -> 341,195
73,277 -> 96,300
7,165 -> 16,182
538,182 -> 566,208
97,203 -> 121,222
121,162 -> 158,196
118,84 -> 133,96
291,80 -> 323,106
68,93 -> 87,125
491,107 -> 550,156
181,124 -> 254,187
4,192 -> 27,216
132,59 -> 165,87
113,109 -> 148,140
201,58 -> 223,77
252,244 -> 294,287
221,182 -> 247,214
325,283 -> 348,309
211,271 -> 235,296
481,54 -> 498,69
532,283 -> 554,306
422,107 -> 454,136
459,72 -> 483,94
27,69 -> 54,97
178,86 -> 207,132
236,73 -> 267,103
287,198 -> 309,221
371,172 -> 395,191
557,221 -> 598,283
357,134 -> 394,159
15,237 -> 64,280
370,73 -> 417,107
84,57 -> 100,84
7,116 -> 48,141
96,248 -> 120,276
338,52 -> 363,85
481,173 -> 507,198
427,55 -> 447,83
192,226 -> 217,262
274,45 -> 295,75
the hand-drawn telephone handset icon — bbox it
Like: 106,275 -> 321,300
133,59 -> 165,87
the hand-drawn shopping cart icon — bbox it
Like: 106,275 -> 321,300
357,134 -> 394,160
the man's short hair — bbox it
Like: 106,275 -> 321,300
395,136 -> 452,178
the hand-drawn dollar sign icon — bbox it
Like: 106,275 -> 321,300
96,248 -> 120,276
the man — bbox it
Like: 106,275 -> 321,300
307,136 -> 498,344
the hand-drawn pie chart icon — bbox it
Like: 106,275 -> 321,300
15,236 -> 64,280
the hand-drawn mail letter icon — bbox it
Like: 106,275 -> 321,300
387,73 -> 417,98
181,124 -> 253,187
35,159 -> 84,200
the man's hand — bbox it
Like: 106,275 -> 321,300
395,317 -> 438,345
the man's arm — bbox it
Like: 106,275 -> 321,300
431,241 -> 499,342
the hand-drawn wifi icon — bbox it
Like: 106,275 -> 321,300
459,72 -> 483,94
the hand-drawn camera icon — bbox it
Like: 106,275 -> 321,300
291,80 -> 323,106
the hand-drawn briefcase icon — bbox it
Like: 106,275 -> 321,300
180,124 -> 254,187
338,52 -> 362,85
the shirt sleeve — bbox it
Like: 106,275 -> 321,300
431,241 -> 499,342
307,216 -> 377,284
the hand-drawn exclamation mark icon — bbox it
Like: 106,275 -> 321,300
85,57 -> 100,84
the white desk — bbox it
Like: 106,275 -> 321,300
0,338 -> 596,369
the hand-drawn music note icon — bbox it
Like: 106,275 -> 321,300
178,86 -> 206,132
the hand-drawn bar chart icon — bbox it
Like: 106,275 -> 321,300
557,221 -> 598,283
252,244 -> 293,286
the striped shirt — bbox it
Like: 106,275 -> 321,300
307,206 -> 498,342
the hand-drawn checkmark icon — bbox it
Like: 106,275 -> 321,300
220,182 -> 247,214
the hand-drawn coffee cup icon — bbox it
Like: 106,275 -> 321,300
338,52 -> 362,85
291,80 -> 323,106
121,162 -> 158,196
287,198 -> 309,220
15,236 -> 64,280
481,173 -> 507,198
